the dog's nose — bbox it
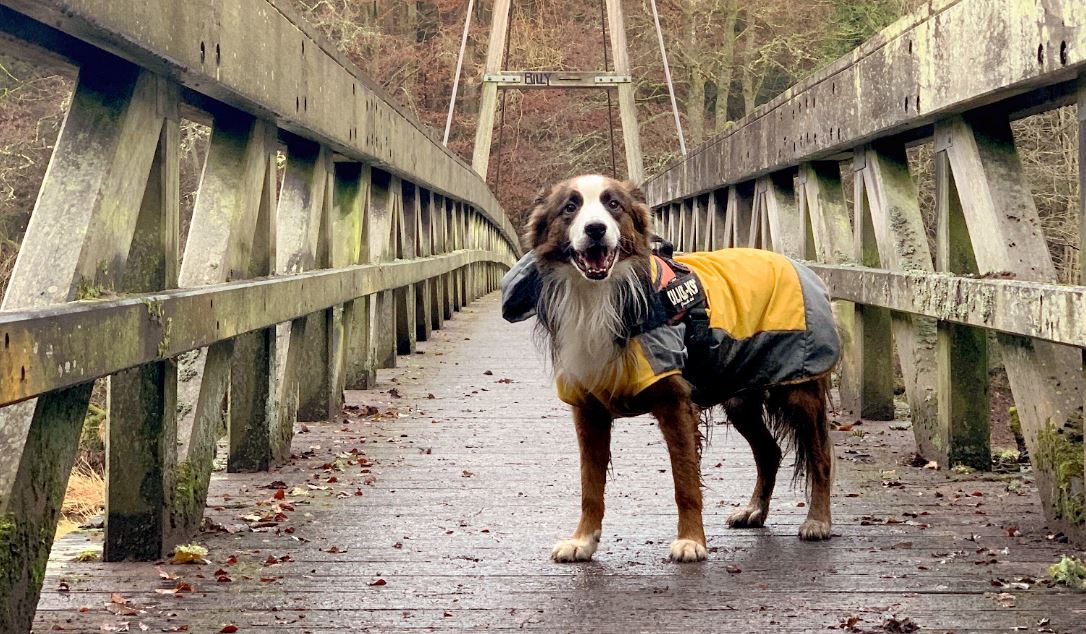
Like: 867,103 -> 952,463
584,222 -> 607,241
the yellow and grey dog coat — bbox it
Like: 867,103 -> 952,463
501,248 -> 841,410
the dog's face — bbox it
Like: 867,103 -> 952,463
524,174 -> 652,281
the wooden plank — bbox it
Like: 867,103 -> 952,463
605,0 -> 643,183
0,63 -> 165,633
939,113 -> 1085,539
858,143 -> 939,454
643,0 -> 1086,207
852,157 -> 896,422
0,0 -> 521,253
470,0 -> 511,178
933,148 -> 989,470
105,81 -> 181,561
174,111 -> 274,540
486,70 -> 631,88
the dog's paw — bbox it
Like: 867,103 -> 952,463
726,504 -> 767,528
550,532 -> 600,562
669,538 -> 707,563
798,518 -> 832,541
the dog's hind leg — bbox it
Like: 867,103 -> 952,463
551,402 -> 612,562
768,381 -> 834,541
724,394 -> 781,529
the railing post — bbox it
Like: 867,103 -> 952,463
105,76 -> 180,560
933,134 -> 989,470
761,171 -> 802,258
850,152 -> 896,422
176,111 -> 278,535
277,142 -> 332,422
395,183 -> 418,355
710,189 -> 727,249
0,63 -> 167,632
798,161 -> 861,417
940,113 -> 1084,538
415,189 -> 434,342
227,123 -> 279,472
431,194 -> 449,327
337,163 -> 377,390
857,143 -> 940,456
368,171 -> 398,368
1079,77 -> 1086,505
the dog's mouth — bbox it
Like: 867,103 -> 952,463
572,244 -> 617,281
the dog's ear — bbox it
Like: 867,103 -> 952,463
523,185 -> 553,249
622,181 -> 652,235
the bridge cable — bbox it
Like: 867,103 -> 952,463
649,0 -> 687,156
492,8 -> 514,197
599,0 -> 618,179
442,0 -> 476,146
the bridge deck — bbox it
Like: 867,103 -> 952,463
35,296 -> 1084,632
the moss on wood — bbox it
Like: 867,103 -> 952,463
1035,423 -> 1086,528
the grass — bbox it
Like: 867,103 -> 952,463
55,460 -> 105,539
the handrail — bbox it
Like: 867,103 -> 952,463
0,250 -> 513,408
643,0 -> 1085,204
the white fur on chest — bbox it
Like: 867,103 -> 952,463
541,261 -> 645,394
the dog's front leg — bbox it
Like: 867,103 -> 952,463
551,403 -> 612,562
650,383 -> 707,563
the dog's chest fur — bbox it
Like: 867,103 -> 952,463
539,261 -> 646,395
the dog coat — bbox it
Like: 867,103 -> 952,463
501,248 -> 840,410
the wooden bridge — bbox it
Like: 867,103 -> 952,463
1,0 -> 1085,631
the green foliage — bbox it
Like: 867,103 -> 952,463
1049,555 -> 1086,589
814,0 -> 909,65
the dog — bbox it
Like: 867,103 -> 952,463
500,174 -> 840,563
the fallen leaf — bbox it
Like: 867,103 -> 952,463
369,578 -> 387,586
170,544 -> 209,565
725,565 -> 741,574
273,488 -> 285,500
219,626 -> 238,633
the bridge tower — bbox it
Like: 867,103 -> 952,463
471,0 -> 644,184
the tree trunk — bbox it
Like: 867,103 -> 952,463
713,0 -> 740,132
684,2 -> 705,145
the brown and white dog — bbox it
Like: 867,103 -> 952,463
517,174 -> 835,563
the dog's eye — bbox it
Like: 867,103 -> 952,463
562,203 -> 577,214
607,199 -> 620,210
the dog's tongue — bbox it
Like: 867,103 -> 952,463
584,245 -> 610,269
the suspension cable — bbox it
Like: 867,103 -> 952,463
599,0 -> 618,179
649,0 -> 687,156
492,7 -> 514,196
442,0 -> 476,146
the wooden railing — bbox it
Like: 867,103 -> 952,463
644,0 -> 1085,543
0,1 -> 520,630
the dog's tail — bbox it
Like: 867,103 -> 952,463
765,375 -> 833,491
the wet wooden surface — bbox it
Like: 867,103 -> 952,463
35,295 -> 1086,632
